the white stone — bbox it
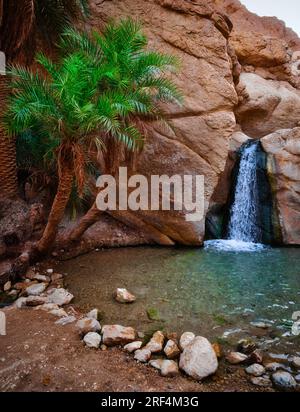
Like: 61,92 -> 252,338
14,297 -> 28,309
179,332 -> 195,350
245,364 -> 265,377
123,341 -> 143,353
0,311 -> 6,336
3,281 -> 11,292
46,269 -> 54,274
149,359 -> 164,371
102,325 -> 136,346
36,303 -> 60,312
55,316 -> 76,326
86,309 -> 98,320
49,308 -> 68,317
160,360 -> 179,377
179,336 -> 218,380
145,331 -> 164,353
33,274 -> 50,282
76,318 -> 101,335
114,288 -> 136,303
83,332 -> 101,348
134,348 -> 151,363
26,283 -> 47,296
226,352 -> 248,364
164,340 -> 180,359
47,288 -> 74,306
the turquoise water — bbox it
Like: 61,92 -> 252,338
59,244 -> 300,352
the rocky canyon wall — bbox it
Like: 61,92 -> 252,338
89,0 -> 300,245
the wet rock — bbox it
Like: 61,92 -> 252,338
226,352 -> 248,364
145,331 -> 165,353
179,336 -> 218,380
26,283 -> 47,296
102,325 -> 136,346
164,340 -> 180,359
26,296 -> 47,307
47,288 -> 74,306
76,318 -> 101,335
237,338 -> 256,354
271,371 -> 297,391
250,321 -> 271,329
86,309 -> 98,320
55,316 -> 76,325
83,332 -> 101,348
114,288 -> 136,303
149,359 -> 164,371
245,364 -> 265,377
14,297 -> 27,308
179,332 -> 195,351
250,375 -> 272,388
265,362 -> 288,372
290,356 -> 300,369
123,341 -> 143,353
134,348 -> 151,363
161,360 -> 179,377
3,281 -> 11,292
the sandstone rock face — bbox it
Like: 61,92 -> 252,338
261,128 -> 300,244
89,0 -> 238,245
236,73 -> 300,138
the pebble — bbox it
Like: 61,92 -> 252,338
26,283 -> 47,296
55,316 -> 76,325
160,360 -> 179,377
47,288 -> 74,306
226,352 -> 248,364
33,274 -> 50,282
245,364 -> 265,377
123,341 -> 143,353
3,281 -> 11,292
46,269 -> 54,274
271,371 -> 297,391
49,308 -> 68,317
164,340 -> 180,359
134,348 -> 151,363
145,331 -> 165,353
250,375 -> 272,388
76,318 -> 101,335
83,332 -> 101,348
114,288 -> 136,303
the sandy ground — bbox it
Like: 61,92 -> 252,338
0,307 -> 274,392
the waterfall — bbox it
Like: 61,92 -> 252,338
227,140 -> 262,243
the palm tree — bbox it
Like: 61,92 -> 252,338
0,0 -> 89,199
61,19 -> 182,241
4,50 -> 142,255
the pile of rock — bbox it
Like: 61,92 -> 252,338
226,339 -> 300,391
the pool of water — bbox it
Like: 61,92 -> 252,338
58,244 -> 300,352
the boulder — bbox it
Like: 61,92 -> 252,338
102,325 -> 136,346
179,336 -> 218,380
145,331 -> 165,353
83,332 -> 101,348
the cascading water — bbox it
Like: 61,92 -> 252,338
227,140 -> 262,243
205,140 -> 267,251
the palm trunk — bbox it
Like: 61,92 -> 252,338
37,161 -> 73,254
68,201 -> 103,241
0,75 -> 18,198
